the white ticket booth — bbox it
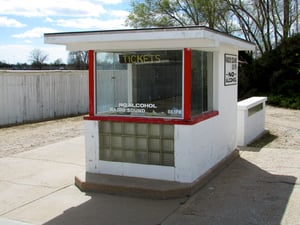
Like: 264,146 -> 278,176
45,26 -> 255,198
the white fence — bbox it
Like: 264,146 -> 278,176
0,70 -> 88,126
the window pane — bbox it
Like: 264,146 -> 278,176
95,51 -> 183,118
191,51 -> 213,116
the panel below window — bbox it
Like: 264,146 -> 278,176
99,121 -> 174,166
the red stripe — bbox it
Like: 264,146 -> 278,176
183,48 -> 192,121
88,50 -> 95,116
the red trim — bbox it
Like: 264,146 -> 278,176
184,48 -> 192,121
84,111 -> 218,125
88,50 -> 95,116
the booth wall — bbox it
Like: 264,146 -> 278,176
175,49 -> 238,183
0,70 -> 88,126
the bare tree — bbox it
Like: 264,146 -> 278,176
29,48 -> 49,69
29,48 -> 48,69
68,51 -> 88,70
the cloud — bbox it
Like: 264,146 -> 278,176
0,16 -> 26,27
0,44 -> 68,64
52,16 -> 128,30
12,27 -> 58,39
0,0 -> 106,18
97,0 -> 123,3
48,9 -> 129,30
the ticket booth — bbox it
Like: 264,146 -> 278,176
45,27 -> 255,197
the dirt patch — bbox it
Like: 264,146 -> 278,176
250,106 -> 300,149
0,116 -> 84,158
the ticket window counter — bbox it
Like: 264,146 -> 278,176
44,26 -> 255,183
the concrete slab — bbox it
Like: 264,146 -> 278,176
0,137 -> 85,224
4,185 -> 185,225
0,181 -> 53,215
3,186 -> 91,225
11,136 -> 85,166
0,218 -> 34,225
161,147 -> 300,225
0,157 -> 83,188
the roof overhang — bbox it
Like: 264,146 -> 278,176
44,26 -> 255,52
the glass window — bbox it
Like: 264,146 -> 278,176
95,50 -> 183,118
191,51 -> 213,116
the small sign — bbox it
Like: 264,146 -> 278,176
119,54 -> 161,64
224,54 -> 238,86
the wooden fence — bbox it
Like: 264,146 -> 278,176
0,70 -> 88,126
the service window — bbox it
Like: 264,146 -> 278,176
191,50 -> 214,116
95,49 -> 214,120
95,50 -> 183,118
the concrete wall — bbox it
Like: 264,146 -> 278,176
237,97 -> 267,146
0,70 -> 88,126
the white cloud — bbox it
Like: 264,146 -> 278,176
52,17 -> 127,29
12,27 -> 58,39
109,9 -> 129,18
97,0 -> 123,3
0,0 -> 106,18
0,16 -> 26,27
0,44 -> 34,64
0,44 -> 68,64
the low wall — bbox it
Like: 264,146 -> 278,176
0,70 -> 88,126
237,96 -> 267,146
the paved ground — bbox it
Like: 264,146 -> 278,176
0,106 -> 299,225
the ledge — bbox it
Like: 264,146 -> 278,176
238,97 -> 267,110
83,111 -> 218,125
75,149 -> 239,199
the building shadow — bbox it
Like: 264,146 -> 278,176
43,157 -> 296,225
247,131 -> 278,149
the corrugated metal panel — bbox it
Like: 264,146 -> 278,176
0,71 -> 88,126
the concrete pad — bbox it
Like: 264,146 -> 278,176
0,218 -> 34,225
12,136 -> 85,166
0,137 -> 85,223
0,157 -> 83,188
162,147 -> 300,225
3,186 -> 91,225
4,185 -> 185,225
0,181 -> 53,215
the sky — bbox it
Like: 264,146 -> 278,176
0,0 -> 130,64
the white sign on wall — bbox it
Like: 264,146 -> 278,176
224,54 -> 238,86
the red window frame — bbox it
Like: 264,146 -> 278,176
85,49 -> 218,125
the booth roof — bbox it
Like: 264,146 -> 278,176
44,26 -> 255,52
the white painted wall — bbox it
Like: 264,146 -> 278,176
0,70 -> 88,126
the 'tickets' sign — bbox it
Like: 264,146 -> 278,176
119,54 -> 161,64
224,54 -> 238,86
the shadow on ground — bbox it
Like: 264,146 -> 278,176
43,157 -> 296,225
248,131 -> 278,149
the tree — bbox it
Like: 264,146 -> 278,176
29,48 -> 49,69
126,0 -> 300,55
226,0 -> 299,54
126,0 -> 235,33
68,51 -> 88,70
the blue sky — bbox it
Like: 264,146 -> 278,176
0,0 -> 130,64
